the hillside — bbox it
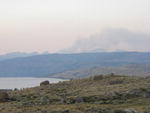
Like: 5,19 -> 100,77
51,64 -> 150,79
0,52 -> 149,78
0,75 -> 149,113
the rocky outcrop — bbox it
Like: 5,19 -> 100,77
40,80 -> 50,86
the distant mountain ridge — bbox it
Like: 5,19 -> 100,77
0,52 -> 39,61
0,52 -> 149,78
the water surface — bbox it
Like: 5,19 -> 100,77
0,77 -> 65,89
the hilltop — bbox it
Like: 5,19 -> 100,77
0,74 -> 149,113
0,52 -> 39,61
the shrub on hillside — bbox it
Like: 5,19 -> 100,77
0,92 -> 9,102
109,79 -> 124,85
92,75 -> 104,80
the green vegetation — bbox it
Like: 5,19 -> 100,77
0,75 -> 149,113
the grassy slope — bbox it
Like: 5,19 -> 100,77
0,75 -> 149,113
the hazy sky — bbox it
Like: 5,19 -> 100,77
0,0 -> 150,54
62,28 -> 150,53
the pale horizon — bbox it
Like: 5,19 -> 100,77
0,0 -> 150,54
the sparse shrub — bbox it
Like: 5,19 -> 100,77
125,89 -> 145,98
60,98 -> 66,104
14,88 -> 18,91
66,97 -> 76,104
75,97 -> 84,103
82,96 -> 99,103
113,109 -> 127,113
40,96 -> 50,105
144,110 -> 150,113
92,75 -> 104,80
0,91 -> 9,102
109,79 -> 124,85
62,110 -> 70,113
113,109 -> 140,113
110,73 -> 115,76
86,108 -> 112,113
139,88 -> 148,92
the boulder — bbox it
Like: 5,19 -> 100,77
40,80 -> 50,86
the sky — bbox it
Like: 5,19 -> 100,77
62,28 -> 150,53
0,0 -> 150,54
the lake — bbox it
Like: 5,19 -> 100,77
0,77 -> 66,89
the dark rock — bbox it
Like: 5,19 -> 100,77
40,80 -> 50,86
